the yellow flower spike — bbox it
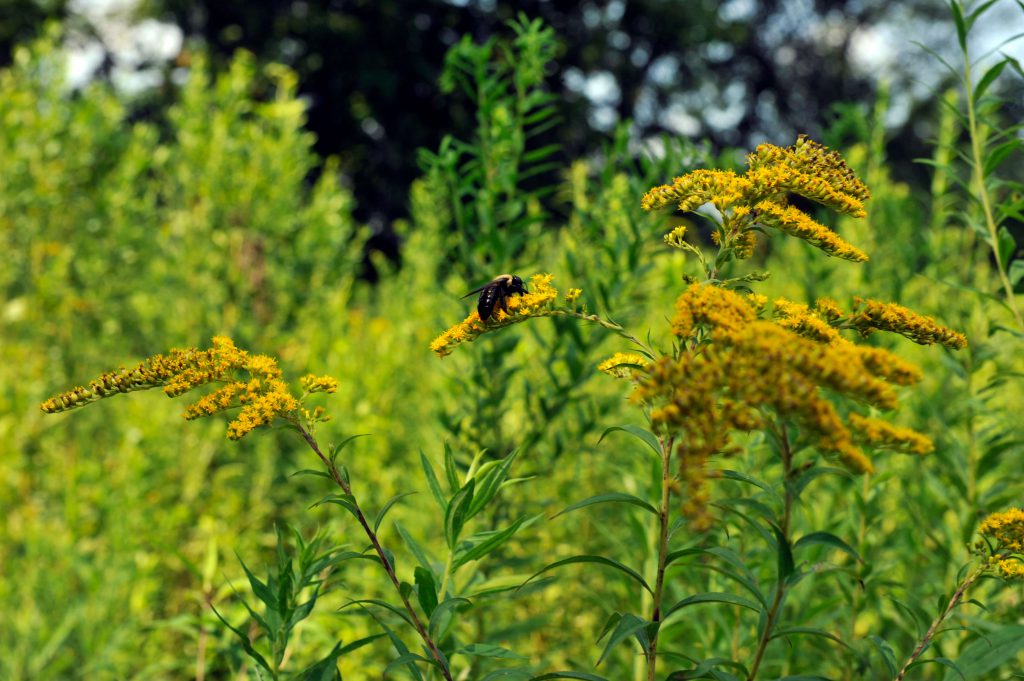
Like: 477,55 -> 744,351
598,352 -> 649,378
430,273 -> 569,358
41,337 -> 333,441
754,200 -> 868,262
664,225 -> 688,249
848,414 -> 934,455
772,297 -> 845,345
301,374 -> 339,394
565,288 -> 583,305
641,169 -> 752,213
846,298 -> 968,349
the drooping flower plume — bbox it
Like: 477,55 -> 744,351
41,337 -> 332,440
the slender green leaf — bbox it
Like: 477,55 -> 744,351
552,492 -> 658,518
774,527 -> 795,580
419,451 -> 448,513
531,673 -> 610,681
456,644 -> 527,660
428,596 -> 471,638
414,566 -> 438,618
598,424 -> 661,458
394,521 -> 435,574
943,625 -> 1024,680
596,614 -> 649,666
794,531 -> 863,563
715,469 -> 780,502
771,627 -> 852,650
374,492 -> 417,532
467,450 -> 518,518
664,592 -> 761,621
453,516 -> 530,569
443,441 -> 461,492
910,657 -> 965,680
444,480 -> 475,548
870,635 -> 898,677
210,604 -> 273,674
296,642 -> 343,681
520,555 -> 651,594
951,0 -> 967,51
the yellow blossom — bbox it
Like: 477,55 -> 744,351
847,413 -> 934,455
977,508 -> 1024,580
598,352 -> 649,378
301,374 -> 339,394
664,225 -> 689,249
430,274 -> 567,357
979,508 -> 1024,554
772,297 -> 845,345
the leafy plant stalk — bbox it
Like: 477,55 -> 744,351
961,46 -> 1024,331
746,426 -> 795,681
893,566 -> 985,680
296,425 -> 454,681
646,433 -> 676,680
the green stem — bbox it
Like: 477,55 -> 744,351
646,433 -> 675,681
746,427 -> 794,681
893,566 -> 985,681
962,41 -> 1024,332
297,425 -> 454,681
543,309 -> 655,355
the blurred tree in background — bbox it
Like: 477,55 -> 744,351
1,0 -> 987,238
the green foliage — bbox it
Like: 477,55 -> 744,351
4,7 -> 1024,681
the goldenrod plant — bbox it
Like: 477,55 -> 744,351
432,135 -> 967,680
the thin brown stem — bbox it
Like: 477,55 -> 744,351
297,425 -> 454,681
646,434 -> 675,681
894,567 -> 984,681
746,427 -> 794,681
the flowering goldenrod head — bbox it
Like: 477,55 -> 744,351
845,298 -> 968,349
643,136 -> 870,264
430,274 -> 578,357
41,337 -> 336,440
976,508 -> 1024,580
637,285 -> 939,476
598,352 -> 649,379
671,283 -> 759,339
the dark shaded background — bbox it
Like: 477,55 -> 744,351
5,0 -> 1001,235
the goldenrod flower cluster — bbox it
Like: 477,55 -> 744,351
430,274 -> 568,358
41,337 -> 328,440
642,135 -> 870,261
301,374 -> 339,394
976,508 -> 1024,580
638,285 -> 937,477
844,298 -> 968,349
597,352 -> 649,379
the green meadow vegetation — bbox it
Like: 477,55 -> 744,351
3,3 -> 1024,680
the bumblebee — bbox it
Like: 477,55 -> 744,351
464,274 -> 527,321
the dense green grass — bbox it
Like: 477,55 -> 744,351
2,5 -> 1023,680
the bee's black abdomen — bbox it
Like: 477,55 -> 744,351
468,273 -> 528,321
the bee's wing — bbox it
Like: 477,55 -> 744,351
462,285 -> 489,299
479,285 -> 507,320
